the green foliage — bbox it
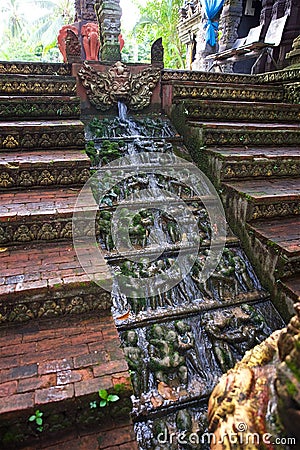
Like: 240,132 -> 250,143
29,409 -> 44,432
133,0 -> 185,68
0,0 -> 74,61
90,389 -> 120,409
85,140 -> 99,166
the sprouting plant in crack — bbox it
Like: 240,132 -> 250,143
90,389 -> 120,409
29,410 -> 43,432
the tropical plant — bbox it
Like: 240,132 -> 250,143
90,389 -> 120,409
133,0 -> 185,68
29,409 -> 44,432
28,0 -> 75,56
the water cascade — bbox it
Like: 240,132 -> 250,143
84,105 -> 285,449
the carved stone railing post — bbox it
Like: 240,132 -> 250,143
95,0 -> 122,61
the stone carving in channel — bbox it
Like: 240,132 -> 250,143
208,303 -> 300,448
78,61 -> 160,111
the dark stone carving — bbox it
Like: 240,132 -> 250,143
65,29 -> 82,63
78,61 -> 160,110
151,37 -> 164,67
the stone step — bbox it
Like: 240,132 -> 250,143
223,177 -> 300,221
0,120 -> 85,152
0,150 -> 90,190
203,147 -> 300,183
248,216 -> 300,279
279,274 -> 300,304
183,100 -> 300,123
0,314 -> 133,449
0,62 -> 72,76
0,75 -> 76,96
0,242 -> 112,323
173,83 -> 284,103
0,187 -> 98,246
188,121 -> 300,147
0,96 -> 80,121
21,424 -> 138,450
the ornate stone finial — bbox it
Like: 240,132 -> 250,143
81,23 -> 100,60
208,304 -> 300,448
78,61 -> 160,110
286,35 -> 300,68
58,25 -> 80,63
151,37 -> 164,68
65,29 -> 82,63
95,0 -> 122,61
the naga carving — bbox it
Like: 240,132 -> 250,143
78,61 -> 160,111
208,303 -> 300,448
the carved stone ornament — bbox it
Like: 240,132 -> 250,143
151,37 -> 164,67
78,61 -> 161,111
208,303 -> 300,448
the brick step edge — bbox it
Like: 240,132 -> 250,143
0,316 -> 133,449
0,282 -> 112,324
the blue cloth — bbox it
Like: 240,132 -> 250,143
200,0 -> 224,47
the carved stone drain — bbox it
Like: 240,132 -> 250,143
78,61 -> 161,111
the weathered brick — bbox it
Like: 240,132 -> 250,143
0,380 -> 18,397
93,360 -> 129,378
0,355 -> 21,370
0,341 -> 36,357
18,374 -> 56,393
35,384 -> 74,405
96,425 -> 136,449
0,392 -> 34,414
74,375 -> 112,397
73,351 -> 108,369
57,370 -> 82,385
38,358 -> 73,375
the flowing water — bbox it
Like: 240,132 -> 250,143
86,106 -> 285,449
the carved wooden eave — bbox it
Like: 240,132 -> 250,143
178,11 -> 202,45
78,61 -> 161,111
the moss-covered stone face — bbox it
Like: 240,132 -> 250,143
101,44 -> 121,62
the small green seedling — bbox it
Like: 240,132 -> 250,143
29,410 -> 43,432
90,389 -> 119,409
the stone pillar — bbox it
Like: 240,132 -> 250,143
95,0 -> 122,62
286,34 -> 300,67
217,0 -> 243,72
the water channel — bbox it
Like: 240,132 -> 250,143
85,105 -> 285,449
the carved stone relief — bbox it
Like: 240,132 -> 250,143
78,61 -> 160,111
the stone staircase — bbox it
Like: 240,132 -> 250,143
0,63 -> 134,449
163,69 -> 300,320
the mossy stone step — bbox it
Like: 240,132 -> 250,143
202,147 -> 300,183
0,242 -> 112,323
0,75 -> 76,96
0,150 -> 90,190
223,177 -> 300,221
0,120 -> 85,152
0,62 -> 72,76
0,96 -> 80,120
172,82 -> 284,103
0,187 -> 99,246
183,100 -> 300,123
188,121 -> 300,147
247,216 -> 300,280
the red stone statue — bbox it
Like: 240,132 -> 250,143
81,23 -> 100,61
58,25 -> 79,63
